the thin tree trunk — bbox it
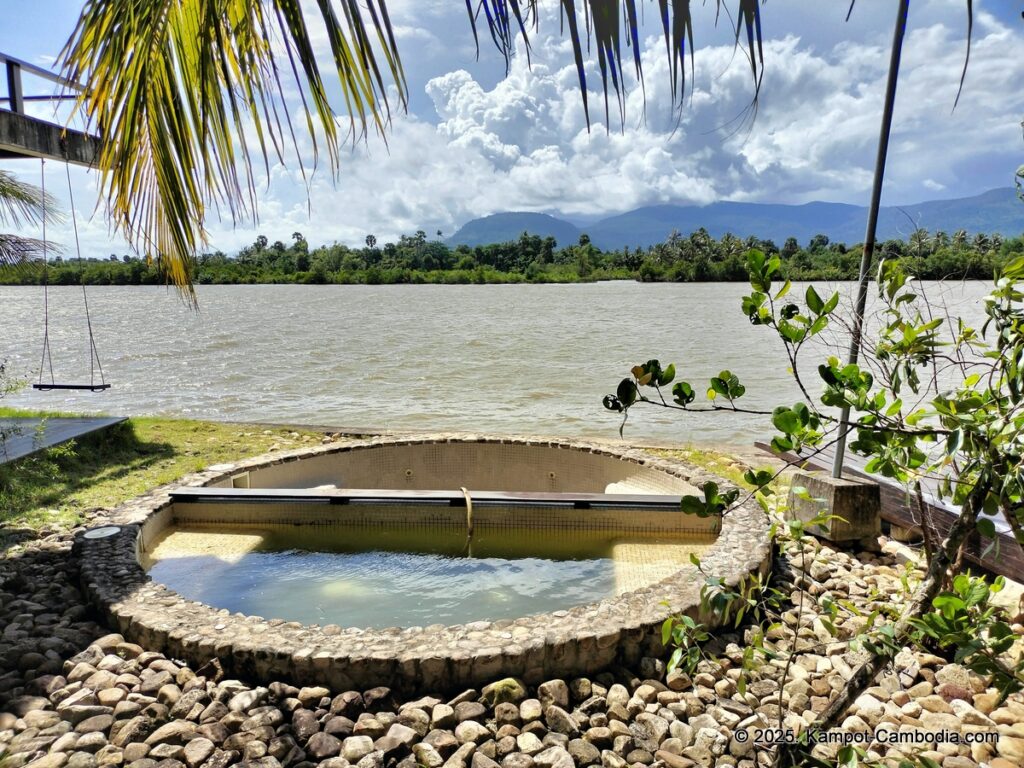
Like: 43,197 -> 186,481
773,480 -> 988,767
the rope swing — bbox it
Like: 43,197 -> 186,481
33,157 -> 110,392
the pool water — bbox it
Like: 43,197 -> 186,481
145,524 -> 706,628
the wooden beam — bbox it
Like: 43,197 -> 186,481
0,110 -> 99,167
755,441 -> 1024,582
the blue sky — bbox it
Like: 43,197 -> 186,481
2,0 -> 1023,255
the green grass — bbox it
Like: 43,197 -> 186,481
647,446 -> 770,490
0,414 -> 324,531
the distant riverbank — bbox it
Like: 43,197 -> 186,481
2,228 -> 1018,286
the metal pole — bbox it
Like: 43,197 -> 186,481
832,0 -> 910,479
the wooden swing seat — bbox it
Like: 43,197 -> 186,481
33,383 -> 111,392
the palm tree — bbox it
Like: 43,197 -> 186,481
0,170 -> 59,268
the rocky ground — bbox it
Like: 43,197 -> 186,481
2,530 -> 1023,768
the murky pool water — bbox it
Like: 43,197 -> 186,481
145,523 -> 708,628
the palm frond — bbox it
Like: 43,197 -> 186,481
0,171 -> 61,229
0,234 -> 58,268
472,0 -> 767,130
59,0 -> 406,300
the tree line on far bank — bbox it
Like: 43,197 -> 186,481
2,227 -> 1021,287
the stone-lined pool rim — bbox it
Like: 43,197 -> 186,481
76,433 -> 772,692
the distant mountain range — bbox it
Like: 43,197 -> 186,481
448,188 -> 1024,250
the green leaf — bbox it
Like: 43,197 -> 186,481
616,378 -> 637,406
672,381 -> 695,406
806,285 -> 824,315
680,496 -> 707,517
976,518 -> 996,539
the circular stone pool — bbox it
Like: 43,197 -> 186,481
77,434 -> 771,691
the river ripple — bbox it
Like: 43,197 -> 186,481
0,281 -> 990,446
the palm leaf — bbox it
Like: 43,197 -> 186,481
472,0 -> 767,130
59,0 -> 406,301
0,170 -> 63,268
0,170 -> 61,230
0,234 -> 53,267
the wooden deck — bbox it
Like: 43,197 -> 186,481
0,417 -> 127,465
756,441 -> 1024,582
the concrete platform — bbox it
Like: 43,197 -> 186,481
0,417 -> 127,464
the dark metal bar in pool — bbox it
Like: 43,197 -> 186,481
168,487 -> 685,510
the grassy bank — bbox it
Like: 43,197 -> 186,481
0,411 -> 323,531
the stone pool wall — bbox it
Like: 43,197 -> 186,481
75,434 -> 771,693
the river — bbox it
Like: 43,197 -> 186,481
0,281 -> 992,446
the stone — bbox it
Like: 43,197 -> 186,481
307,734 -> 343,760
292,711 -> 320,742
78,733 -> 111,753
480,680 -> 527,707
996,736 -> 1024,762
516,733 -> 544,756
431,706 -> 457,730
145,722 -> 195,747
442,744 -> 476,768
411,744 -> 443,768
384,724 -> 418,748
851,695 -> 884,727
536,682 -> 569,710
567,739 -> 600,766
325,717 -> 356,738
25,755 -> 68,768
454,703 -> 486,724
493,704 -> 519,728
471,754 -> 500,768
665,671 -> 691,692
424,731 -> 460,757
183,739 -> 214,768
950,699 -> 994,726
297,688 -> 330,708
123,746 -> 150,764
342,738 -> 375,763
654,752 -> 695,768
111,718 -> 156,748
77,715 -> 115,735
543,707 -> 578,737
455,722 -> 491,745
501,756 -> 533,768
148,746 -> 184,762
787,471 -> 880,542
361,688 -> 393,713
624,749 -> 653,765
227,690 -> 267,713
331,693 -> 364,718
518,701 -> 542,724
532,747 -> 573,768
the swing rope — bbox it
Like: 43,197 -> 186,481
37,158 -> 55,388
66,161 -> 106,388
34,156 -> 110,392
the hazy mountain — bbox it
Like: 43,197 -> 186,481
447,188 -> 1023,250
447,212 -> 581,248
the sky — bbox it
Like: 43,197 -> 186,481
2,0 -> 1023,256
